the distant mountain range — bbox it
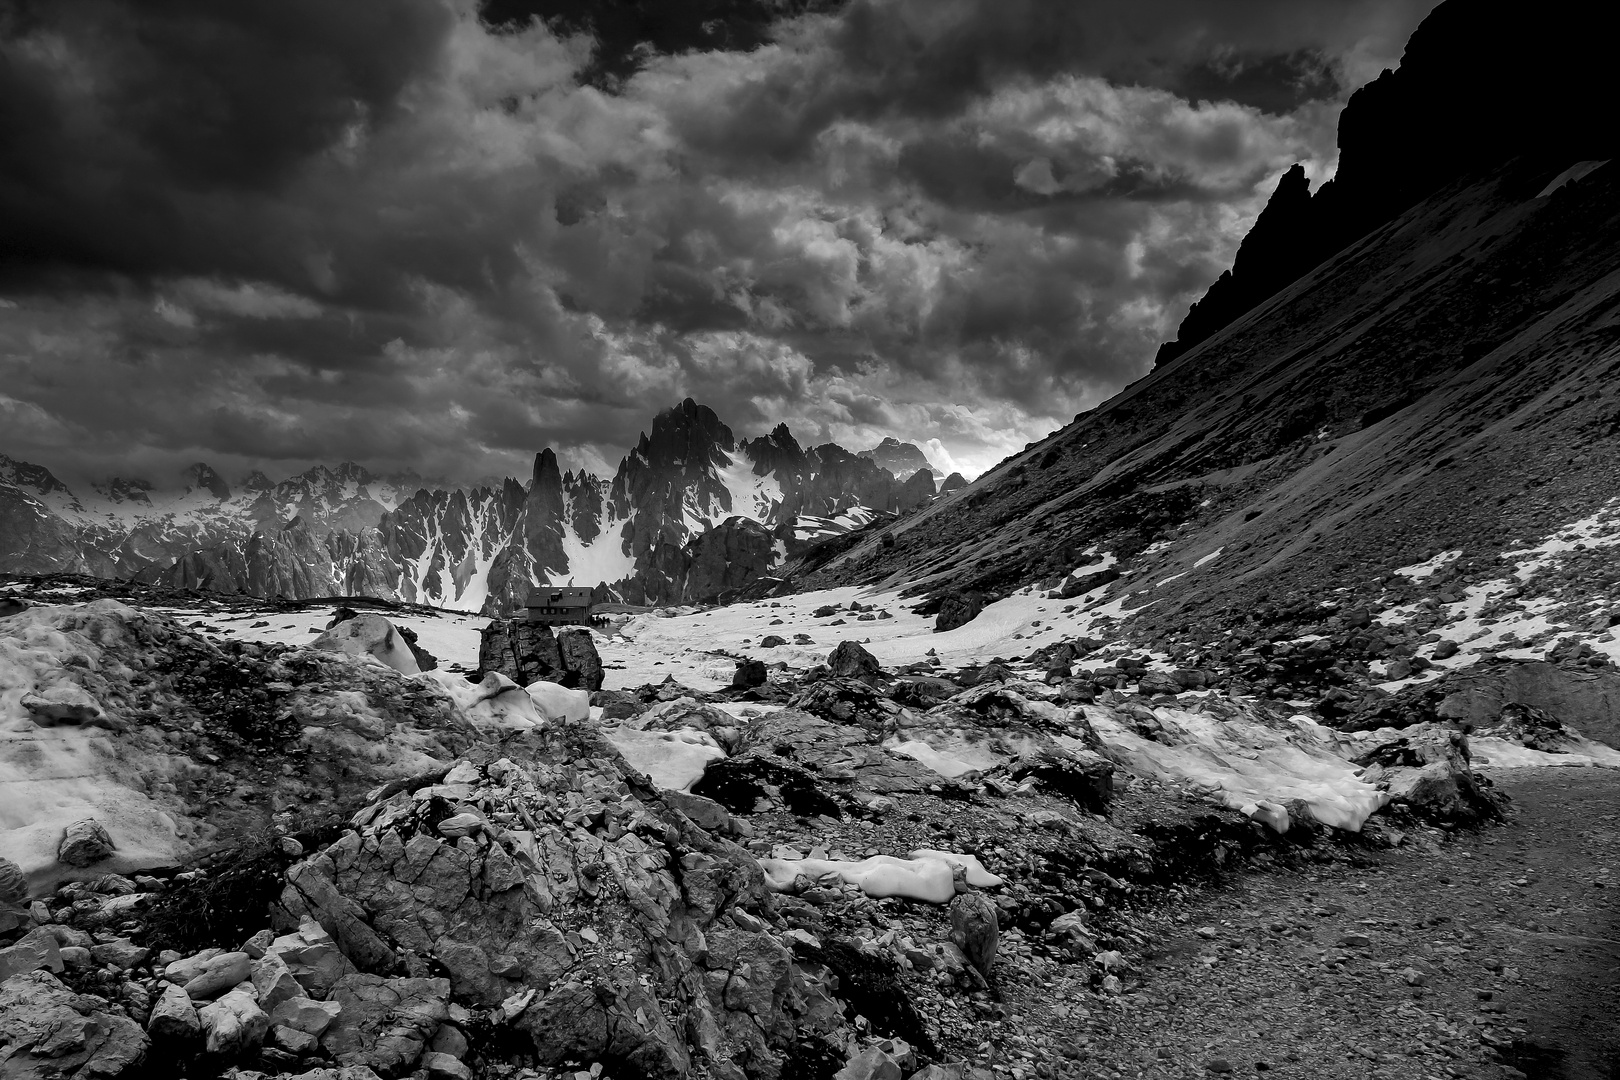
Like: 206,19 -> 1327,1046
0,403 -> 948,612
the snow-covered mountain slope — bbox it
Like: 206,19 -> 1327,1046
1,401 -> 940,613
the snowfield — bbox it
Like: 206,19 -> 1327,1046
602,581 -> 1138,690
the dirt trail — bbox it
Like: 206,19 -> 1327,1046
1041,769 -> 1620,1080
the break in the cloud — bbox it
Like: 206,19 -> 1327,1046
0,0 -> 1438,487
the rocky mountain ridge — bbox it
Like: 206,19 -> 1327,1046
1154,0 -> 1615,367
791,0 -> 1620,667
0,408 -> 944,613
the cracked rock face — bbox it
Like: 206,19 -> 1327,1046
0,969 -> 148,1076
272,729 -> 850,1080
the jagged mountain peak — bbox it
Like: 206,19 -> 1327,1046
97,477 -> 154,505
7,397 -> 955,612
860,436 -> 944,479
183,462 -> 231,501
0,452 -> 77,501
634,398 -> 736,467
531,448 -> 562,489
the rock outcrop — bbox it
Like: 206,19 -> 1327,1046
0,969 -> 148,1076
1436,661 -> 1620,749
896,469 -> 937,512
273,741 -> 852,1079
476,619 -> 605,691
0,600 -> 482,894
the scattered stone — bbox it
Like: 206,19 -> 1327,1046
251,952 -> 303,1012
163,947 -> 225,985
949,892 -> 1000,982
272,1024 -> 321,1055
90,938 -> 149,970
828,640 -> 883,680
199,987 -> 270,1056
422,1050 -> 474,1080
733,658 -> 768,688
148,983 -> 202,1041
182,950 -> 253,1000
269,996 -> 344,1038
265,921 -> 355,998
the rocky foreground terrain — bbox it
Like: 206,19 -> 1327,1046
4,3 -> 1619,1078
2,575 -> 1617,1080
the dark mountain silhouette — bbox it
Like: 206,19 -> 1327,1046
1155,0 -> 1617,367
788,0 -> 1620,648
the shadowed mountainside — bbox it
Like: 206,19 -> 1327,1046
1155,0 -> 1616,367
798,155 -> 1620,636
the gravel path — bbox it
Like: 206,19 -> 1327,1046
994,768 -> 1620,1080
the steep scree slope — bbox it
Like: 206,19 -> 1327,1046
801,154 -> 1620,641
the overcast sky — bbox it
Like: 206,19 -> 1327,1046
0,0 -> 1438,488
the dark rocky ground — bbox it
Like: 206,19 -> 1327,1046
3,581 -> 1616,1080
1062,768 -> 1620,1080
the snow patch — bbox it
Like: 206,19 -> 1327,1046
1081,707 -> 1390,833
760,850 -> 1002,904
605,727 -> 726,791
1394,550 -> 1462,580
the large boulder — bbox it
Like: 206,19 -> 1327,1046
0,857 -> 26,908
198,987 -> 270,1056
478,619 -> 603,691
180,950 -> 252,1000
0,969 -> 148,1076
0,925 -> 64,982
147,983 -> 201,1041
732,659 -> 768,689
557,629 -> 605,692
827,641 -> 882,682
948,892 -> 999,982
1354,727 -> 1501,824
58,818 -> 116,867
271,733 -> 851,1080
934,592 -> 984,633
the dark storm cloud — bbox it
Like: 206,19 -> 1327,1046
675,0 -> 1424,161
481,0 -> 845,87
0,0 -> 1439,486
0,0 -> 454,282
